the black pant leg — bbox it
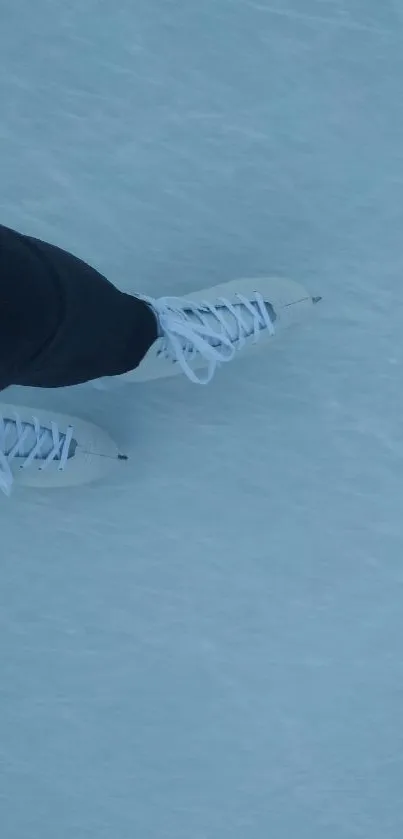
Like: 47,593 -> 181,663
0,225 -> 158,390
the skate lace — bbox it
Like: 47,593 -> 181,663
0,411 -> 74,496
148,293 -> 275,384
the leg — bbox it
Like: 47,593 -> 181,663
0,224 -> 158,391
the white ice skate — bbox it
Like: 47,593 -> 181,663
95,276 -> 320,388
0,404 -> 124,496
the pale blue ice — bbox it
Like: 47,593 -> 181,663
1,1 -> 403,837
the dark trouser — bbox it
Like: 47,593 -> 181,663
0,225 -> 158,391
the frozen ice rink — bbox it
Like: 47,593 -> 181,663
1,1 -> 403,836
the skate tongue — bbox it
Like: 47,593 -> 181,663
186,299 -> 276,346
2,420 -> 76,460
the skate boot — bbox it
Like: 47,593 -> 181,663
108,276 -> 319,386
0,403 -> 124,495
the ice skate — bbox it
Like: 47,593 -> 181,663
0,404 -> 124,495
104,276 -> 319,386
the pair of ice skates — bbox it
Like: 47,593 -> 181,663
0,277 -> 319,495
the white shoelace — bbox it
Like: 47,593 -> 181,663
146,293 -> 275,384
0,412 -> 74,496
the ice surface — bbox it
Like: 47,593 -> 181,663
1,1 -> 403,837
